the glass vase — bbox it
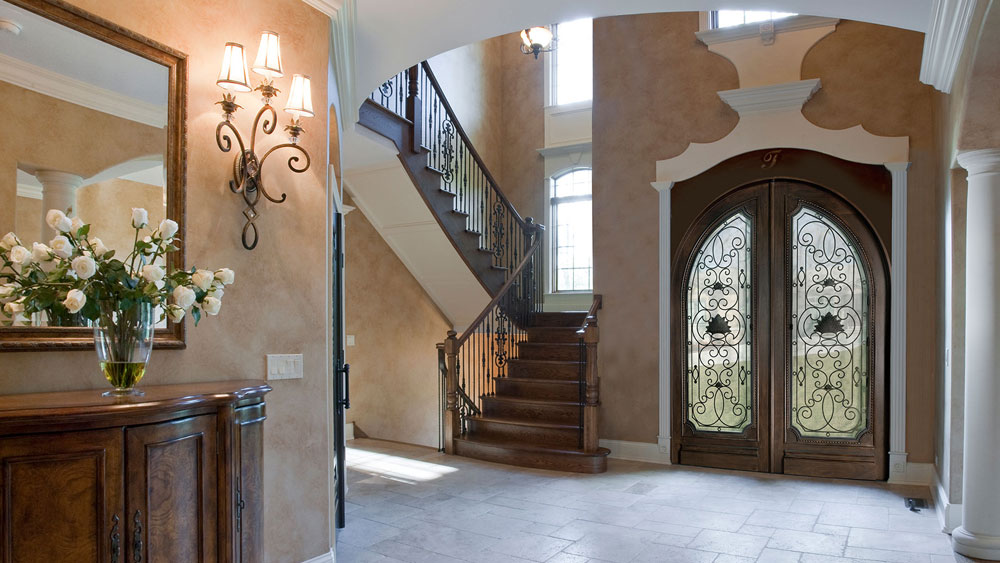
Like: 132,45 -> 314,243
94,301 -> 154,396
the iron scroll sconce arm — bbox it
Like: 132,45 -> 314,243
215,97 -> 311,250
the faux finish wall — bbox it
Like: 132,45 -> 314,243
344,204 -> 451,448
0,0 -> 333,560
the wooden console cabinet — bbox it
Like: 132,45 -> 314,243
0,381 -> 271,563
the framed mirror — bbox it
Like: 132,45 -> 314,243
0,0 -> 186,350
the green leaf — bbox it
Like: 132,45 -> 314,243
192,306 -> 201,326
80,298 -> 100,320
77,224 -> 90,238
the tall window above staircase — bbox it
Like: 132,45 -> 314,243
551,169 -> 593,292
711,10 -> 797,28
550,18 -> 593,106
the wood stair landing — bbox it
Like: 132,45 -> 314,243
457,311 -> 609,474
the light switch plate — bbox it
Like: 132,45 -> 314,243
267,354 -> 303,380
346,335 -> 356,346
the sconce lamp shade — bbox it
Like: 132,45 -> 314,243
284,74 -> 314,118
252,31 -> 283,79
520,26 -> 554,58
217,42 -> 252,92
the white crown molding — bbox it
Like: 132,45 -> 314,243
599,439 -> 672,465
718,79 -> 822,116
696,15 -> 839,45
0,52 -> 166,128
16,184 -> 42,199
537,141 -> 593,158
300,0 -> 340,17
920,0 -> 979,93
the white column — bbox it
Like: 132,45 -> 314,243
885,162 -> 910,482
35,170 -> 83,239
953,148 -> 1000,560
652,181 -> 674,458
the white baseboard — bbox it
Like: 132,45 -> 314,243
599,439 -> 672,465
301,549 -> 334,563
888,462 -> 934,486
932,468 -> 963,533
346,422 -> 355,441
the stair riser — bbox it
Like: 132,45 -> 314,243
495,379 -> 580,401
531,313 -> 587,328
508,361 -> 582,380
467,419 -> 580,448
517,344 -> 582,361
454,439 -> 608,474
482,399 -> 581,423
527,328 -> 582,343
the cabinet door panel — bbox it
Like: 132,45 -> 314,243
127,416 -> 218,563
237,406 -> 264,563
0,428 -> 124,563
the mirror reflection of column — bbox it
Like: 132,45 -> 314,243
35,170 -> 82,240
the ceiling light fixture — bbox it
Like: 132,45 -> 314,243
520,26 -> 555,59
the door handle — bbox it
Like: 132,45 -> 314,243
337,363 -> 351,410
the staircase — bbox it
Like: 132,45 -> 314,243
360,62 -> 609,473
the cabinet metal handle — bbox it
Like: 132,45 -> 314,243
132,510 -> 143,563
111,514 -> 120,563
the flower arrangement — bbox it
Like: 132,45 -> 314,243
0,208 -> 234,395
0,208 -> 232,327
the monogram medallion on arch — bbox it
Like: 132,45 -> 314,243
671,149 -> 890,481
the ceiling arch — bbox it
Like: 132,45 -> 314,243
353,0 -> 932,100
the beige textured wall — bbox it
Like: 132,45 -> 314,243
0,0 -> 332,560
0,82 -> 164,236
592,12 -> 739,443
428,36 -> 506,177
800,21 -> 941,462
13,196 -> 42,246
344,204 -> 450,447
75,179 -> 166,258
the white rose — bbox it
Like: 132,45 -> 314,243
141,264 -> 165,282
72,255 -> 97,279
3,298 -> 25,316
207,284 -> 225,299
158,219 -> 179,240
46,209 -> 72,232
0,283 -> 17,302
166,305 -> 186,323
214,268 -> 235,285
49,236 -> 73,259
9,245 -> 32,266
202,296 -> 222,316
90,238 -> 110,258
32,243 -> 53,262
191,269 -> 214,291
0,232 -> 20,250
131,208 -> 149,228
71,216 -> 85,232
172,285 -> 196,309
63,289 -> 86,314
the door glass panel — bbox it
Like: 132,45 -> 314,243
789,206 -> 870,439
686,211 -> 753,433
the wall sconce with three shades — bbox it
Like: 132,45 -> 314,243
215,32 -> 313,250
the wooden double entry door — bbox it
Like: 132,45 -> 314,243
672,177 -> 888,480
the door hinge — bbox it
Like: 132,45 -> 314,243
235,481 -> 246,534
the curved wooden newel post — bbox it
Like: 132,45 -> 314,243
583,317 -> 600,453
443,330 -> 460,454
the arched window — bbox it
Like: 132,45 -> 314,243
550,168 -> 592,292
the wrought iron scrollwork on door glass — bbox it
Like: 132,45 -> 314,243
685,211 -> 753,433
789,206 -> 870,439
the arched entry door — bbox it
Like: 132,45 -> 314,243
671,151 -> 889,481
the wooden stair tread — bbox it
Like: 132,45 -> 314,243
455,435 -> 609,458
484,396 -> 582,407
508,358 -> 582,365
467,415 -> 580,430
518,342 -> 579,348
495,376 -> 578,385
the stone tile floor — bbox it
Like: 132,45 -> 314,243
336,439 -> 986,563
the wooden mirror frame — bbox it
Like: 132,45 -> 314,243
0,0 -> 187,351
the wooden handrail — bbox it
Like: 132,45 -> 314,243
455,226 -> 543,347
419,61 -> 529,231
576,295 -> 603,336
